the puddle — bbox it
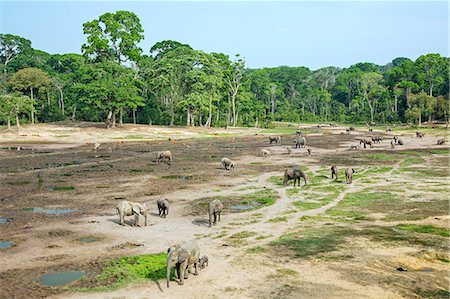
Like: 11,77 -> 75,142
0,241 -> 14,248
419,268 -> 434,272
0,217 -> 8,224
76,236 -> 102,243
38,271 -> 86,286
30,208 -> 79,215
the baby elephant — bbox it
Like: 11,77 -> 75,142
198,255 -> 209,269
157,150 -> 173,163
209,199 -> 223,227
116,200 -> 148,227
416,132 -> 425,138
437,138 -> 446,145
345,168 -> 355,184
260,149 -> 271,156
269,136 -> 282,144
331,166 -> 338,180
157,198 -> 169,218
221,157 -> 235,170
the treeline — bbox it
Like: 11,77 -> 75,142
1,11 -> 449,129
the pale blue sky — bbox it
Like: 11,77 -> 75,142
0,1 -> 448,69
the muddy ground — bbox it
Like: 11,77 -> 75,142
0,122 -> 449,299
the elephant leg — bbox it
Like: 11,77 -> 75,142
174,264 -> 179,279
218,211 -> 221,222
194,260 -> 199,275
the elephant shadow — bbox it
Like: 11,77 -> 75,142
191,218 -> 210,227
107,218 -> 136,226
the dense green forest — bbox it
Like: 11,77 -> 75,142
1,11 -> 449,129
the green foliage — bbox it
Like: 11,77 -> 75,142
77,253 -> 167,291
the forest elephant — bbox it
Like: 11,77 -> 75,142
157,150 -> 173,163
221,157 -> 235,170
371,136 -> 382,143
331,166 -> 339,180
166,240 -> 200,287
345,168 -> 355,184
260,149 -> 271,156
397,139 -> 404,145
294,137 -> 306,148
157,198 -> 169,217
116,200 -> 148,227
416,132 -> 425,138
209,199 -> 223,227
437,138 -> 446,145
283,168 -> 307,187
269,136 -> 282,144
359,139 -> 373,148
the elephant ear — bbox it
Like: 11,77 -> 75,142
167,246 -> 176,254
132,205 -> 141,214
178,249 -> 189,263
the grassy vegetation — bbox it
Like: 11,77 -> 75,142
76,253 -> 167,291
246,246 -> 267,253
112,135 -> 147,140
400,157 -> 426,167
267,216 -> 288,223
7,181 -> 30,185
51,186 -> 76,191
396,224 -> 449,237
229,231 -> 258,239
293,201 -> 324,211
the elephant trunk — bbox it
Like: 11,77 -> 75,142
144,213 -> 148,226
166,262 -> 171,288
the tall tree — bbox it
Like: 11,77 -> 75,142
9,67 -> 50,124
415,54 -> 447,96
225,55 -> 245,127
0,34 -> 32,74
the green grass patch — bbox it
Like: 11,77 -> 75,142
270,227 -> 353,259
113,135 -> 146,140
229,231 -> 257,239
51,186 -> 75,191
286,188 -> 300,197
294,201 -> 324,211
359,153 -> 394,161
400,157 -> 426,167
246,246 -> 267,253
267,216 -> 288,223
250,161 -> 269,165
276,268 -> 298,276
396,224 -> 449,237
268,176 -> 284,186
75,253 -> 167,291
7,181 -> 30,185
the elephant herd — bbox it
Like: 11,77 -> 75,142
113,128 -> 446,288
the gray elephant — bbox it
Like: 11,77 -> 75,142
157,150 -> 173,163
359,139 -> 373,148
345,168 -> 355,184
209,199 -> 223,227
157,198 -> 169,218
116,200 -> 148,226
398,139 -> 404,145
331,166 -> 338,180
283,168 -> 307,187
416,132 -> 425,138
166,240 -> 200,287
221,157 -> 235,170
437,138 -> 446,145
294,137 -> 306,148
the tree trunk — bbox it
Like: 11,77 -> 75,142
429,82 -> 433,96
133,109 -> 136,124
15,114 -> 20,128
60,90 -> 65,115
205,95 -> 212,127
30,87 -> 35,125
186,109 -> 190,127
232,93 -> 237,127
190,113 -> 195,127
112,109 -> 116,128
47,90 -> 50,106
418,109 -> 422,126
226,94 -> 230,127
119,107 -> 123,127
72,106 -> 76,121
106,110 -> 113,128
7,116 -> 11,129
170,103 -> 174,126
